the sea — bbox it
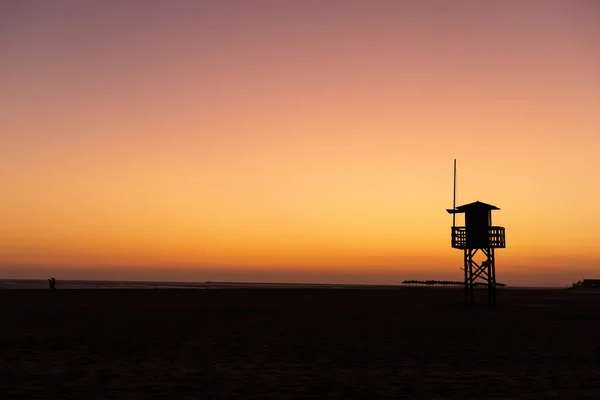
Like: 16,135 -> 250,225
0,279 -> 402,290
0,279 -> 566,290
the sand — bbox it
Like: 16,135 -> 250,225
1,287 -> 599,399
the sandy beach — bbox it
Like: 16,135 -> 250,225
1,287 -> 599,399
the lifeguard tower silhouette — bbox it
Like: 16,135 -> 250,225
446,161 -> 505,306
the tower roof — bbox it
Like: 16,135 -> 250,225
446,201 -> 500,214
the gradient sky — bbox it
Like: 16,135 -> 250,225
1,1 -> 599,286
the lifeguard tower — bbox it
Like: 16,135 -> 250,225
447,201 -> 505,306
445,160 -> 505,306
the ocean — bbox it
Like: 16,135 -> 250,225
0,278 -> 567,290
0,279 -> 403,290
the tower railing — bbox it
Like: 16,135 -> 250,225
451,226 -> 506,249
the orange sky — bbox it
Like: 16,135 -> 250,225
1,1 -> 599,286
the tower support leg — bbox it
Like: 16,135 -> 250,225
464,248 -> 478,305
481,248 -> 496,307
463,249 -> 469,305
463,248 -> 500,306
490,248 -> 497,307
469,251 -> 474,304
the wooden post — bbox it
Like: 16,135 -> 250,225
469,250 -> 474,305
464,249 -> 469,305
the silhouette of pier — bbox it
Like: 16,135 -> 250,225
402,280 -> 506,289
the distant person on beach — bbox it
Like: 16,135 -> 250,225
48,277 -> 56,289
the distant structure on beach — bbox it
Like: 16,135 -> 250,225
581,279 -> 600,288
446,160 -> 505,306
572,279 -> 600,289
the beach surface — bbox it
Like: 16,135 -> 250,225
1,287 -> 599,398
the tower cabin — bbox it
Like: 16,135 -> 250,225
447,201 -> 505,250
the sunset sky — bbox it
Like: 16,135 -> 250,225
1,1 -> 599,286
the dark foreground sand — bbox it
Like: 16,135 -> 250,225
1,288 -> 599,399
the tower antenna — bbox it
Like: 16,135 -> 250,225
453,159 -> 457,228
